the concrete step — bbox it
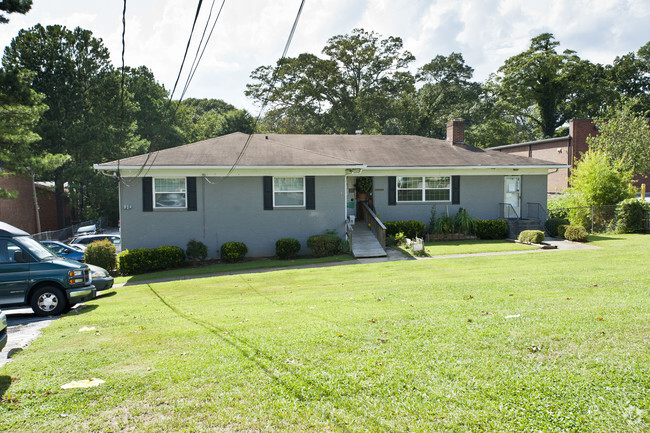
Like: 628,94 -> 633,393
506,219 -> 545,238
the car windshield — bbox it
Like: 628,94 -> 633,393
16,237 -> 57,260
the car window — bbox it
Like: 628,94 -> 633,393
0,240 -> 24,264
47,244 -> 65,254
15,237 -> 56,260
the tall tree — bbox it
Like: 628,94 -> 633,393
246,28 -> 415,134
3,24 -> 117,226
495,33 -> 608,138
0,0 -> 32,23
413,52 -> 482,138
607,41 -> 650,115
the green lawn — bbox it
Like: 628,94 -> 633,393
1,235 -> 648,432
397,239 -> 537,257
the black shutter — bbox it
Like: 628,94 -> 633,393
388,176 -> 396,206
187,177 -> 197,211
451,175 -> 460,204
263,176 -> 273,210
305,176 -> 315,209
142,177 -> 153,212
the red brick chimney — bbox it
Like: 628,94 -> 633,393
569,119 -> 598,164
446,119 -> 465,145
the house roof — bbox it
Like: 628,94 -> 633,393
96,132 -> 564,171
490,135 -> 570,151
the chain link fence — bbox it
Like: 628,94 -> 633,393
32,217 -> 108,242
549,205 -> 650,233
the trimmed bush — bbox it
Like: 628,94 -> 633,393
307,234 -> 343,257
276,238 -> 301,259
557,224 -> 569,239
564,225 -> 589,242
384,220 -> 426,239
545,217 -> 570,237
615,198 -> 650,233
475,219 -> 509,240
186,239 -> 208,262
518,230 -> 545,244
220,241 -> 248,263
117,245 -> 186,275
85,239 -> 116,271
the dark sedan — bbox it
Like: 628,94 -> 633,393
87,264 -> 114,292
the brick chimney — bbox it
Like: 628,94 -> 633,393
569,119 -> 598,162
446,119 -> 465,145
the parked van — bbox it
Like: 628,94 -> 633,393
0,222 -> 96,316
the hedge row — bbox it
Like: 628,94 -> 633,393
118,245 -> 186,275
474,219 -> 509,240
384,220 -> 426,239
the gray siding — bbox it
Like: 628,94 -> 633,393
372,175 -> 547,223
120,176 -> 346,257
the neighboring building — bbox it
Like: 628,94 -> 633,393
492,119 -> 650,193
0,174 -> 61,234
95,122 -> 565,257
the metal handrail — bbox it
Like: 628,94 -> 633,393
360,202 -> 386,247
526,202 -> 549,222
498,203 -> 519,220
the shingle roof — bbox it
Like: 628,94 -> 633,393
97,132 -> 562,169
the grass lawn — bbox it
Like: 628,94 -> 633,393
397,239 -> 538,257
1,234 -> 649,432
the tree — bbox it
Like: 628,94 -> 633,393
177,98 -> 254,142
246,28 -> 415,134
3,24 -> 122,226
495,33 -> 608,138
0,0 -> 32,23
587,98 -> 650,176
607,41 -> 650,115
414,53 -> 482,138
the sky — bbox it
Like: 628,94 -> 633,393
1,0 -> 649,113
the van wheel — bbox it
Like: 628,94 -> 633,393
31,286 -> 67,317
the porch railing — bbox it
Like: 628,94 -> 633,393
359,202 -> 386,247
498,203 -> 519,220
526,202 -> 549,222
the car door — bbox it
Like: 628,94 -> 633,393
0,239 -> 31,306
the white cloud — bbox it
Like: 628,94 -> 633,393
1,0 -> 648,111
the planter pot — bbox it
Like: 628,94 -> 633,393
357,193 -> 368,201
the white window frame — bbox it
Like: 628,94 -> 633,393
153,177 -> 187,209
396,176 -> 451,203
273,176 -> 305,208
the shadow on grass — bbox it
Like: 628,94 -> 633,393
588,234 -> 624,242
0,375 -> 11,399
94,291 -> 117,300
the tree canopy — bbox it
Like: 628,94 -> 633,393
0,0 -> 32,24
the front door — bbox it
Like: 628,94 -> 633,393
504,176 -> 521,218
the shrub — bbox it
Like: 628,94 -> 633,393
518,230 -> 545,244
85,239 -> 116,271
186,239 -> 208,262
454,208 -> 475,235
220,241 -> 248,263
384,220 -> 426,239
475,219 -> 509,239
307,234 -> 343,257
564,225 -> 589,242
615,198 -> 650,233
435,215 -> 455,234
557,224 -> 569,239
545,217 -> 570,237
117,245 -> 185,275
275,238 -> 301,259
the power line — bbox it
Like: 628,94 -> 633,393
117,0 -> 127,177
221,0 -> 306,180
130,0 -> 205,180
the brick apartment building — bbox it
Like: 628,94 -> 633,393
0,174 -> 62,234
490,119 -> 649,194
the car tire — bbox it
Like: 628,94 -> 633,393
30,286 -> 67,317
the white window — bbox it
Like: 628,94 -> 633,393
397,176 -> 450,202
273,177 -> 305,207
154,178 -> 187,209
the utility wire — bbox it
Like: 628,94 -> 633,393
221,0 -> 306,180
130,0 -> 205,180
117,0 -> 127,177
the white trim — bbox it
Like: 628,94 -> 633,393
396,176 -> 451,203
153,177 -> 187,209
272,176 -> 306,208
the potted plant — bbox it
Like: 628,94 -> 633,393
355,177 -> 372,201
